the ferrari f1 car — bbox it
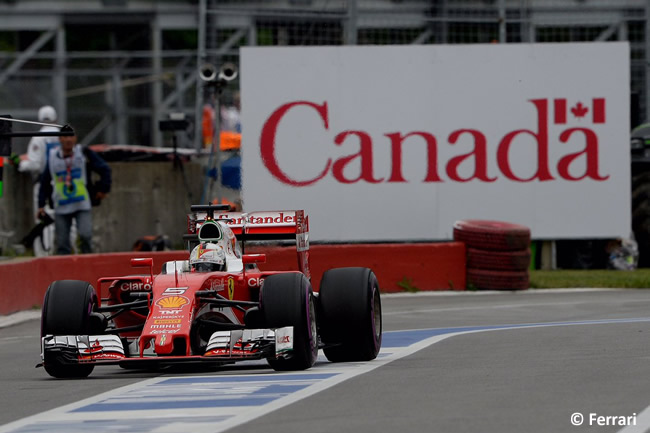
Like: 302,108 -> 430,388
39,204 -> 382,378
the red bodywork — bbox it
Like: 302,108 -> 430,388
93,209 -> 309,359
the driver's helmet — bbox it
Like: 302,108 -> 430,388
190,242 -> 226,272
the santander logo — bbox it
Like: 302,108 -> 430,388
260,99 -> 610,186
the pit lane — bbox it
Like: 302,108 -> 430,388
1,289 -> 650,433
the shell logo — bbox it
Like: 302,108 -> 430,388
156,296 -> 189,309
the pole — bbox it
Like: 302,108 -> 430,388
0,156 -> 4,198
498,0 -> 507,43
152,17 -> 163,147
195,0 -> 207,150
346,0 -> 358,45
646,0 -> 650,121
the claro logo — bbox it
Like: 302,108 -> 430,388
120,281 -> 152,291
259,99 -> 610,186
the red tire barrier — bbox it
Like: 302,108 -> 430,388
466,268 -> 530,291
453,220 -> 530,251
466,247 -> 531,272
454,220 -> 531,291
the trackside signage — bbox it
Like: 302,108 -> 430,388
241,43 -> 630,241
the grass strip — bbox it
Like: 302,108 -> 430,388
530,269 -> 650,289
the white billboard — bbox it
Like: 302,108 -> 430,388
240,43 -> 630,242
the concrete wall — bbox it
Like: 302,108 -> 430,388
92,161 -> 204,251
0,160 -> 33,252
0,242 -> 466,315
1,161 -> 206,253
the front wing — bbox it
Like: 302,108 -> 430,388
40,327 -> 294,367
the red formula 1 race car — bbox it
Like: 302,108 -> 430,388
39,204 -> 382,378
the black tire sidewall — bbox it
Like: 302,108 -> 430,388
261,273 -> 317,370
41,280 -> 97,378
319,267 -> 382,361
42,280 -> 97,336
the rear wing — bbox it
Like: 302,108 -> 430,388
186,204 -> 310,279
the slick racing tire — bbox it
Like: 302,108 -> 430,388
261,273 -> 318,371
453,220 -> 530,251
318,267 -> 382,362
41,280 -> 98,378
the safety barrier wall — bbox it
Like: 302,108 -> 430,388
0,242 -> 465,315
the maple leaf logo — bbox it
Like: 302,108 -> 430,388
571,102 -> 589,119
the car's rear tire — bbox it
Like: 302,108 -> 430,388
41,280 -> 97,378
261,273 -> 318,371
318,267 -> 382,362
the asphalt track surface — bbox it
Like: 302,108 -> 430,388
2,289 -> 650,432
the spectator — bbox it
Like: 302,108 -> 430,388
220,91 -> 241,133
38,130 -> 111,254
19,105 -> 60,176
17,105 -> 61,256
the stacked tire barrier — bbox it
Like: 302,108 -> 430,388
453,220 -> 531,290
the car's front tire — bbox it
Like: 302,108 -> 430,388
318,267 -> 382,362
41,280 -> 98,378
261,273 -> 318,371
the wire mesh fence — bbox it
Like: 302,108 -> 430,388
0,0 -> 646,149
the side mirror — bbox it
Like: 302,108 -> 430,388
242,254 -> 266,264
131,257 -> 154,281
131,258 -> 153,267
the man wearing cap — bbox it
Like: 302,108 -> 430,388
38,130 -> 111,255
19,105 -> 60,176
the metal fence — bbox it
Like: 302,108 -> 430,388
0,0 -> 647,151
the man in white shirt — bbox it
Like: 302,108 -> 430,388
18,105 -> 61,256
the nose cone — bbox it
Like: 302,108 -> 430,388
154,333 -> 175,354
